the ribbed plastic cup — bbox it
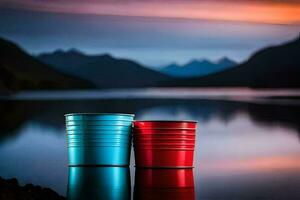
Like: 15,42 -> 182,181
66,113 -> 134,121
133,135 -> 195,139
133,149 -> 195,167
67,139 -> 130,144
66,130 -> 131,135
65,113 -> 134,166
133,140 -> 195,145
133,129 -> 196,135
66,120 -> 133,126
133,121 -> 197,168
133,144 -> 195,149
67,167 -> 131,200
67,141 -> 130,146
67,134 -> 130,140
68,138 -> 129,143
134,121 -> 197,129
134,168 -> 194,200
134,145 -> 195,149
67,146 -> 130,166
66,125 -> 131,131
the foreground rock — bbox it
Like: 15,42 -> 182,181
0,177 -> 65,200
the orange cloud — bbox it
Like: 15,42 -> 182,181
200,155 -> 300,173
2,0 -> 300,24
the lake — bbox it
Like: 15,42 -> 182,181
0,89 -> 300,200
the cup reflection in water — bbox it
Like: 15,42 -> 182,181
67,167 -> 131,200
134,168 -> 195,200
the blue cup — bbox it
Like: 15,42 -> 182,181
68,146 -> 131,166
67,139 -> 130,143
67,134 -> 131,140
66,125 -> 131,131
67,142 -> 130,147
66,130 -> 131,136
67,167 -> 131,200
66,130 -> 131,137
65,113 -> 134,121
65,113 -> 134,166
66,120 -> 133,126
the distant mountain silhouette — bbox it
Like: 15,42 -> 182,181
160,57 -> 236,78
37,50 -> 171,88
0,38 -> 93,91
168,35 -> 300,88
7,34 -> 300,90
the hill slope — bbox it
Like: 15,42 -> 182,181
0,38 -> 93,91
169,35 -> 300,88
38,50 -> 171,88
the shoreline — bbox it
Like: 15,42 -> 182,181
0,177 -> 65,200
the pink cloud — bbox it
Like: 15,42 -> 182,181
1,0 -> 300,24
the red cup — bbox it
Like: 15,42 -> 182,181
134,143 -> 195,148
134,141 -> 195,149
134,149 -> 194,168
134,138 -> 195,142
133,121 -> 197,168
134,146 -> 194,150
134,168 -> 195,200
133,129 -> 196,135
133,135 -> 195,140
133,136 -> 195,141
134,121 -> 197,129
133,138 -> 195,146
134,141 -> 195,146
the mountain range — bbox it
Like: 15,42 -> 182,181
37,50 -> 171,88
168,35 -> 300,88
160,57 -> 236,78
0,38 -> 93,92
1,34 -> 300,91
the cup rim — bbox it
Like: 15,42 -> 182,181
133,133 -> 195,136
134,144 -> 195,146
66,130 -> 131,133
133,143 -> 195,146
66,134 -> 131,136
66,127 -> 131,130
133,129 -> 196,132
133,138 -> 195,141
66,124 -> 132,127
133,128 -> 196,130
134,120 -> 197,123
67,141 -> 130,144
68,136 -> 130,138
65,113 -> 134,117
133,147 -> 194,150
67,145 -> 130,147
67,139 -> 130,141
65,120 -> 133,123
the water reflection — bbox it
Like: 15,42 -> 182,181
67,167 -> 131,200
0,97 -> 300,199
134,169 -> 195,200
0,99 -> 299,143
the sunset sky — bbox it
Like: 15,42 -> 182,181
1,0 -> 300,66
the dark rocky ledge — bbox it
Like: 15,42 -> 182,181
0,177 -> 65,200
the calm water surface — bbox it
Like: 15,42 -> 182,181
0,89 -> 300,200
